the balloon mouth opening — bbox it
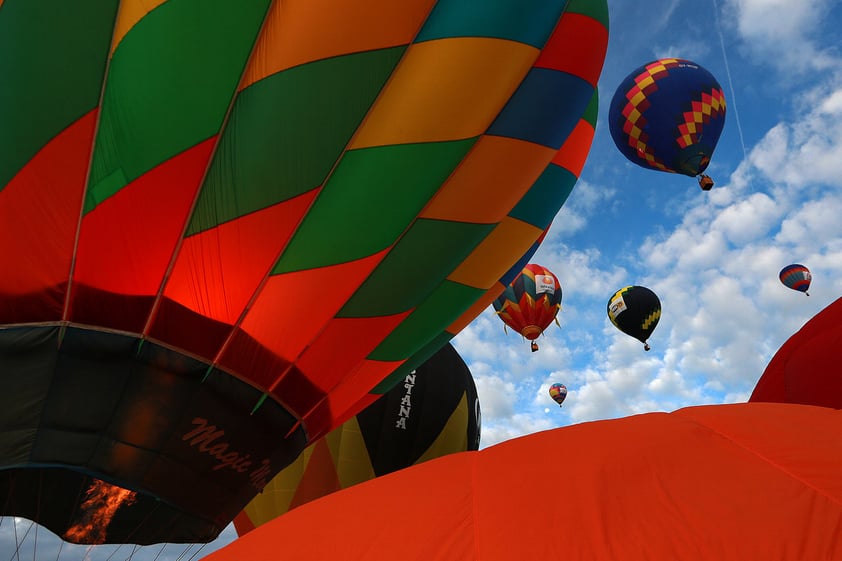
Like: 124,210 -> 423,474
521,326 -> 543,340
0,325 -> 307,546
676,148 -> 712,176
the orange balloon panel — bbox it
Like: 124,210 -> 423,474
205,403 -> 842,561
750,296 -> 842,408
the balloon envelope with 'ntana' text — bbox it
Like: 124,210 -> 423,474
0,0 -> 608,545
234,342 -> 480,534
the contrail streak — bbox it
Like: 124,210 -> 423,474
711,0 -> 748,161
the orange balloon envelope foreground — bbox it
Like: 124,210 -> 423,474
205,403 -> 842,561
0,0 -> 608,545
750,296 -> 842,408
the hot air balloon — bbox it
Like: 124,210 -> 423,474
608,58 -> 726,191
0,0 -> 609,546
204,403 -> 842,561
493,264 -> 562,352
607,286 -> 661,351
233,342 -> 480,534
548,383 -> 568,406
750,296 -> 842,408
779,264 -> 811,296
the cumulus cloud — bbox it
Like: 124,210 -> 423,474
724,0 -> 839,71
473,372 -> 518,420
550,180 -> 618,237
710,192 -> 781,244
535,245 -> 627,300
732,0 -> 824,40
748,84 -> 842,192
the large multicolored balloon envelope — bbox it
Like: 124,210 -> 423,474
363,86 -> 602,400
750,296 -> 842,408
233,342 -> 480,534
0,0 -> 608,545
607,286 -> 661,351
608,58 -> 726,190
493,264 -> 562,352
779,264 -> 812,296
204,403 -> 842,561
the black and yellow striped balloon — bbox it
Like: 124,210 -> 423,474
607,286 -> 661,351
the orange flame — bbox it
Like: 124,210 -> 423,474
64,479 -> 138,544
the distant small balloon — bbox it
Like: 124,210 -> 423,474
549,383 -> 568,407
779,264 -> 811,296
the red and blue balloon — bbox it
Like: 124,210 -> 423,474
608,58 -> 726,190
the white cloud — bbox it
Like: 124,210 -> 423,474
711,192 -> 781,244
473,372 -> 517,420
540,247 -> 627,300
766,88 -> 842,188
777,196 -> 842,247
479,412 -> 556,447
725,0 -> 839,71
550,180 -> 618,237
732,0 -> 824,41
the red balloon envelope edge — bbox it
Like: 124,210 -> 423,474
750,296 -> 842,407
205,403 -> 842,561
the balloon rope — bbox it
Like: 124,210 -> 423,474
7,520 -> 34,561
52,537 -> 63,561
185,543 -> 208,561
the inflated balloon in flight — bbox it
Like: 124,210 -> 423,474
779,264 -> 811,296
493,264 -> 562,352
549,383 -> 568,407
0,0 -> 609,546
609,58 -> 726,191
607,286 -> 661,351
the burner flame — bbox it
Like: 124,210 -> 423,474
64,479 -> 137,544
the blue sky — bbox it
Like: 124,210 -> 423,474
4,0 -> 842,558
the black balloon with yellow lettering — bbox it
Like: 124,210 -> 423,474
607,286 -> 661,351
